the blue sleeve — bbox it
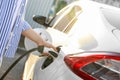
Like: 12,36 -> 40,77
21,20 -> 31,31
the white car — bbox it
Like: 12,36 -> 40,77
23,0 -> 120,80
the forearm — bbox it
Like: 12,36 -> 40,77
22,28 -> 45,46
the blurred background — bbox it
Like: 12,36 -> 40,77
19,0 -> 120,48
24,0 -> 120,29
93,0 -> 120,7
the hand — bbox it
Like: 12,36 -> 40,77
38,41 -> 57,52
45,42 -> 57,52
22,28 -> 57,51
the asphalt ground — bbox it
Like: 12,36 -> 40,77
0,48 -> 27,80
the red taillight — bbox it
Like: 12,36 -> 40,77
64,51 -> 120,80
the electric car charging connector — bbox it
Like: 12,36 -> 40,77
0,46 -> 61,80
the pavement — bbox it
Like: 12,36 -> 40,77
0,48 -> 28,80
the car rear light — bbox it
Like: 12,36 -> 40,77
64,51 -> 120,80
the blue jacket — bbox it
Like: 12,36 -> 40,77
0,0 -> 30,58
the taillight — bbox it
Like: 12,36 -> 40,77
64,51 -> 120,80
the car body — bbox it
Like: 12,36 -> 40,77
23,0 -> 120,80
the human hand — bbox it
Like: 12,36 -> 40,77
38,41 -> 57,52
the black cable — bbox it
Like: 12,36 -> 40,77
0,46 -> 44,80
0,46 -> 60,80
